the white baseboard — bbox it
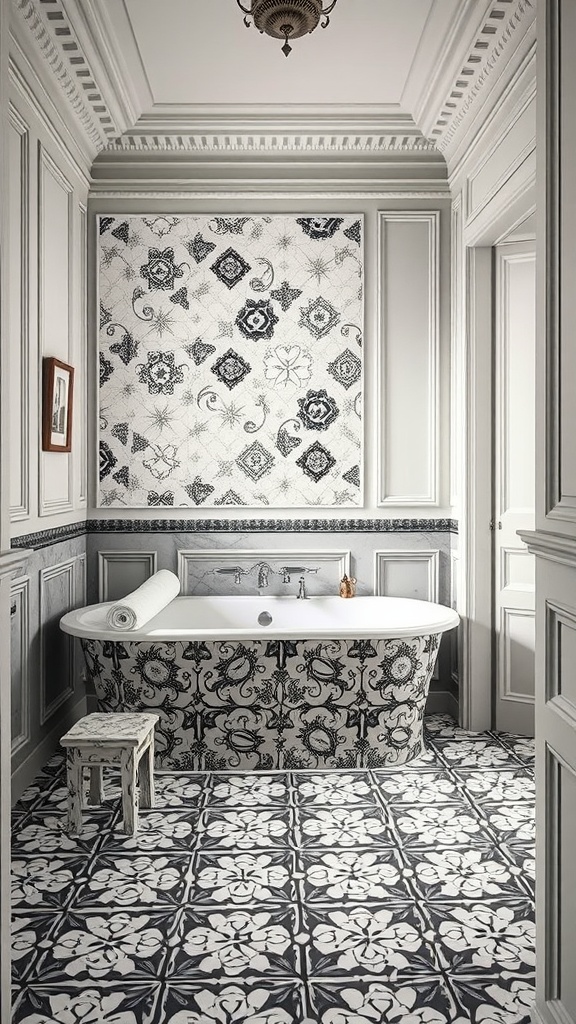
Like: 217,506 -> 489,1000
425,690 -> 460,721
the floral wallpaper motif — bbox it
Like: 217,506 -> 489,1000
79,633 -> 439,771
98,215 -> 364,508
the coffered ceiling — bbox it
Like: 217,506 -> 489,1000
10,0 -> 536,168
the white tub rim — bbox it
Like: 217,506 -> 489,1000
60,594 -> 459,643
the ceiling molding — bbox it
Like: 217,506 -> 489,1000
103,133 -> 438,155
10,0 -> 124,152
418,0 -> 535,157
88,185 -> 451,199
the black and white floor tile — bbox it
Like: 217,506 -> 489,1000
11,714 -> 535,1023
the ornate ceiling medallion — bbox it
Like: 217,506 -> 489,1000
236,0 -> 338,56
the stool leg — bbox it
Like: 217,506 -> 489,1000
121,749 -> 138,835
66,749 -> 83,835
139,739 -> 155,809
89,766 -> 104,806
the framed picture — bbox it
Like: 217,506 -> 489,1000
42,357 -> 74,452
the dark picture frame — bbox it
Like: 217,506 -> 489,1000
42,357 -> 74,452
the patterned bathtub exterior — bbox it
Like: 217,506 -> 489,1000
80,633 -> 440,770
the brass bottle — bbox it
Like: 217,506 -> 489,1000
339,574 -> 357,598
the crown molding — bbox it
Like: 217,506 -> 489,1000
10,0 -> 125,153
418,0 -> 536,160
9,41 -> 91,184
88,186 -> 451,200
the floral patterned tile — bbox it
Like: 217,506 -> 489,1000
388,803 -> 494,849
29,909 -> 175,985
451,976 -> 535,1022
101,811 -> 200,854
152,774 -> 207,809
200,808 -> 292,850
209,774 -> 290,807
431,739 -> 518,770
12,813 -> 114,857
296,805 -> 393,849
310,978 -> 460,1024
73,854 -> 193,909
496,735 -> 536,764
293,772 -> 377,806
403,847 -> 530,902
425,714 -> 486,742
371,769 -> 462,805
479,804 -> 535,846
303,903 -> 440,979
500,846 -> 535,898
12,914 -> 62,983
159,982 -> 310,1024
300,848 -> 412,904
12,856 -> 89,912
451,768 -> 535,805
166,907 -> 304,981
12,985 -> 162,1024
424,900 -> 535,978
191,851 -> 298,905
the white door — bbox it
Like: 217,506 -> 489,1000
493,242 -> 535,735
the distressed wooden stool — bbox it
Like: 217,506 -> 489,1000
60,712 -> 159,835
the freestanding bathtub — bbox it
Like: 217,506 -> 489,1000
60,595 -> 459,771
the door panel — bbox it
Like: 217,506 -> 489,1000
494,243 -> 535,735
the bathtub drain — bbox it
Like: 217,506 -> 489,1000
258,611 -> 273,627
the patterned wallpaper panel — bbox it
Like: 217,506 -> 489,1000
98,215 -> 364,509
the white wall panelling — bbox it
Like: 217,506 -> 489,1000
38,143 -> 74,517
466,92 -> 536,225
39,558 -> 75,725
8,104 -> 30,521
10,575 -> 30,755
76,203 -> 87,507
377,212 -> 440,507
374,550 -> 439,602
98,550 -> 157,602
178,549 -> 351,597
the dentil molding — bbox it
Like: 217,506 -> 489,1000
10,0 -> 534,165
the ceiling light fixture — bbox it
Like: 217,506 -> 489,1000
236,0 -> 339,57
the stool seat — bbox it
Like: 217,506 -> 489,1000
61,712 -> 159,836
61,713 -> 160,749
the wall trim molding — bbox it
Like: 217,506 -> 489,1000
7,101 -> 30,522
518,529 -> 576,568
377,211 -> 441,507
88,186 -> 452,200
39,558 -> 75,726
10,693 -> 87,806
98,550 -> 156,602
374,549 -> 440,601
11,518 -> 459,550
9,574 -> 30,756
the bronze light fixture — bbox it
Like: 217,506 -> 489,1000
236,0 -> 339,57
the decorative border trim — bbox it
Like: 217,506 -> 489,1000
11,517 -> 459,550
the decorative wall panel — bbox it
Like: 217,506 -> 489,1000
98,215 -> 364,509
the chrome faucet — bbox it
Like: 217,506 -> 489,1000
297,576 -> 307,600
257,563 -> 270,588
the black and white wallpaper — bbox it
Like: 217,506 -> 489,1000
98,215 -> 364,509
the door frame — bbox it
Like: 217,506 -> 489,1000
457,193 -> 536,732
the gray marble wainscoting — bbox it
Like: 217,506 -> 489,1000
10,537 -> 88,804
85,522 -> 458,717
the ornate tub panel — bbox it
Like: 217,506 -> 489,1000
80,634 -> 440,770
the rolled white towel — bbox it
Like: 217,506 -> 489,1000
106,569 -> 180,631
